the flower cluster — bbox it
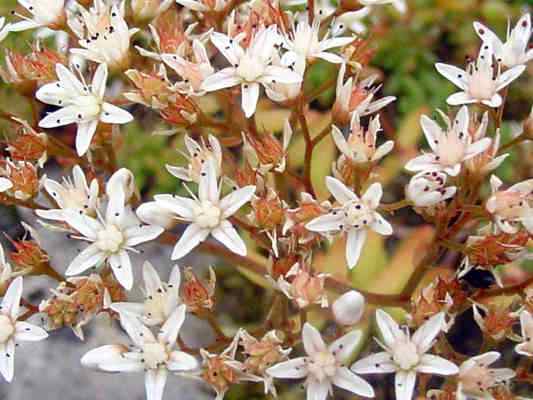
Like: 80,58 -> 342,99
0,2 -> 531,400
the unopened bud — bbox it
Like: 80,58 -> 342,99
332,290 -> 365,326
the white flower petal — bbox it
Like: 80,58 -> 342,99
362,183 -> 383,209
266,357 -> 308,379
305,213 -> 344,233
326,176 -> 358,204
332,367 -> 375,398
81,345 -> 127,369
370,213 -> 393,236
92,63 -> 108,99
241,82 -> 260,118
435,63 -> 468,90
171,224 -> 210,260
109,251 -> 134,290
125,225 -> 164,247
346,228 -> 367,269
1,277 -> 23,319
375,309 -> 404,348
153,194 -> 196,220
417,354 -> 458,375
307,380 -> 329,400
142,261 -> 162,296
100,103 -> 134,124
395,370 -> 417,400
211,220 -> 247,256
168,350 -> 198,372
201,68 -> 241,92
351,352 -> 397,374
158,304 -> 186,345
75,119 -> 99,156
329,330 -> 362,361
496,64 -> 526,91
0,340 -> 15,382
220,185 -> 256,218
411,312 -> 445,353
14,321 -> 48,342
302,323 -> 327,356
65,244 -> 106,276
145,369 -> 168,400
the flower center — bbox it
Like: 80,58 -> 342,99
72,95 -> 103,120
237,55 -> 264,82
342,201 -> 374,228
460,365 -> 495,395
194,202 -> 222,229
468,67 -> 496,101
0,315 -> 15,343
435,133 -> 466,167
392,340 -> 420,370
96,224 -> 124,253
142,342 -> 169,370
307,351 -> 338,382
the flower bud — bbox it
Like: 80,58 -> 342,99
181,267 -> 216,314
0,159 -> 40,202
332,290 -> 365,326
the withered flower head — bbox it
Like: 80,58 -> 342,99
0,159 -> 40,202
181,266 -> 216,314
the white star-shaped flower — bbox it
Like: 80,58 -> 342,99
352,310 -> 458,400
36,63 -> 133,156
474,14 -> 532,68
486,175 -> 533,234
10,0 -> 65,33
111,261 -> 181,326
267,322 -> 375,400
82,305 -> 198,400
405,106 -> 491,176
36,165 -> 99,222
436,42 -> 525,107
457,351 -> 515,400
63,172 -> 164,290
306,177 -> 393,269
68,1 -> 139,71
201,25 -> 302,117
139,159 -> 256,260
0,277 -> 48,382
406,171 -> 457,207
282,17 -> 354,66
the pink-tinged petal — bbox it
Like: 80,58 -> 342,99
496,64 -> 526,91
329,330 -> 362,362
395,370 -> 417,400
198,158 -> 219,204
158,304 -> 186,345
145,369 -> 168,400
420,115 -> 442,151
362,183 -> 383,209
417,354 -> 458,375
2,277 -> 23,319
65,244 -> 106,276
109,251 -> 134,290
210,32 -> 242,66
351,352 -> 397,374
412,312 -> 445,353
168,350 -> 198,371
332,290 -> 365,326
142,261 -> 163,296
125,225 -> 164,247
0,340 -> 15,382
370,212 -> 393,236
266,357 -> 308,379
201,68 -> 241,92
435,63 -> 468,90
375,309 -> 404,348
305,213 -> 344,232
220,185 -> 256,218
306,380 -> 329,400
326,176 -> 358,204
473,22 -> 503,55
81,345 -> 127,369
467,351 -> 500,367
332,367 -> 375,398
316,51 -> 344,64
241,82 -> 260,118
346,228 -> 367,269
481,94 -> 503,108
119,312 -> 155,347
447,92 -> 477,106
75,119 -> 99,156
302,322 -> 327,356
154,194 -> 196,220
464,137 -> 491,159
405,154 -> 437,172
211,220 -> 247,256
171,224 -> 210,260
372,140 -> 394,161
92,63 -> 108,99
100,103 -> 134,124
